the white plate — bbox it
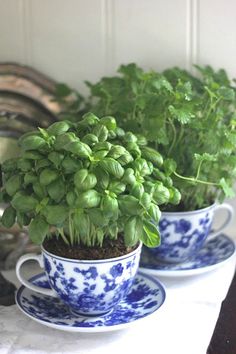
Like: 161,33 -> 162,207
15,271 -> 166,332
139,234 -> 236,277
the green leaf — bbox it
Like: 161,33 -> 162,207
47,121 -> 71,136
118,195 -> 142,215
64,141 -> 92,158
5,175 -> 21,196
218,87 -> 235,101
168,105 -> 194,124
76,190 -> 101,209
100,158 -> 124,179
141,220 -> 161,247
108,181 -> 126,194
87,208 -> 109,227
12,194 -> 38,212
19,135 -> 46,150
29,216 -> 49,245
100,116 -> 117,130
101,195 -> 119,219
163,158 -> 177,175
54,132 -> 77,150
153,182 -> 170,204
43,205 -> 68,225
48,152 -> 64,168
47,177 -> 66,202
55,83 -> 73,97
74,169 -> 97,191
219,178 -> 235,198
1,206 -> 16,228
39,169 -> 59,186
148,203 -> 161,222
140,147 -> 163,166
194,153 -> 217,162
92,124 -> 108,142
124,216 -> 143,247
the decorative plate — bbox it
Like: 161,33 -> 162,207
15,271 -> 166,332
140,234 -> 236,277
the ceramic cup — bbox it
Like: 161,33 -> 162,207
16,242 -> 142,316
148,203 -> 234,264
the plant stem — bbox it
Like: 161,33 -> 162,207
68,211 -> 74,246
167,118 -> 177,155
58,228 -> 70,245
174,171 -> 219,186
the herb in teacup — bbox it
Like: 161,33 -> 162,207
0,113 -> 180,248
83,64 -> 236,211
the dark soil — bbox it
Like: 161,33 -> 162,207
43,235 -> 138,260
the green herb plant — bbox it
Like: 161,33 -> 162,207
81,64 -> 236,211
0,113 -> 180,248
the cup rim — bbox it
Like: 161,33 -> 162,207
161,202 -> 218,216
41,240 -> 142,264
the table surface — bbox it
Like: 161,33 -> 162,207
0,248 -> 235,354
1,208 -> 236,354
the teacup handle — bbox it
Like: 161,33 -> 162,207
16,253 -> 56,297
208,203 -> 234,240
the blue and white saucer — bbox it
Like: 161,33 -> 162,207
140,234 -> 236,277
15,271 -> 166,332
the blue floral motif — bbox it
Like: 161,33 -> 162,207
140,234 -> 235,272
73,266 -> 98,280
174,219 -> 191,233
37,246 -> 141,315
151,210 -> 217,262
44,257 -> 51,274
16,272 -> 165,331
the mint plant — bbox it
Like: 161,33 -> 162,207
82,64 -> 236,211
0,113 -> 180,248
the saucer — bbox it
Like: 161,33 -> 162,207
139,234 -> 236,277
15,271 -> 166,332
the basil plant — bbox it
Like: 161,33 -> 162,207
0,113 -> 180,248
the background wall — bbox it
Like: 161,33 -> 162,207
0,0 -> 236,235
1,0 -> 236,93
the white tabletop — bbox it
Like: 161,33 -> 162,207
0,246 -> 235,354
1,205 -> 236,354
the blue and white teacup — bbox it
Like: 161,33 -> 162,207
148,203 -> 234,264
16,242 -> 142,316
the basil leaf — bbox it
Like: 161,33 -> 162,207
124,216 -> 143,247
64,141 -> 92,158
101,195 -> 119,219
118,195 -> 142,215
43,205 -> 68,225
47,121 -> 71,136
29,216 -> 49,245
74,169 -> 97,191
1,206 -> 16,228
5,175 -> 21,196
47,177 -> 66,202
12,194 -> 38,212
87,208 -> 109,227
148,203 -> 161,222
100,116 -> 117,130
141,220 -> 161,247
19,136 -> 46,151
39,169 -> 58,186
141,146 -> 163,166
76,190 -> 101,208
100,158 -> 124,179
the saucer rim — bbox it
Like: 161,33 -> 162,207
139,234 -> 236,278
15,271 -> 166,333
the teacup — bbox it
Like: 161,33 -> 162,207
148,203 -> 234,264
16,242 -> 142,316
